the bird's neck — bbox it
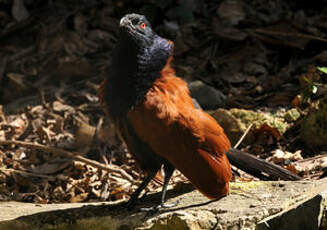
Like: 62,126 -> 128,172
104,35 -> 172,119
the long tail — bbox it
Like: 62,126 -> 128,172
226,148 -> 301,181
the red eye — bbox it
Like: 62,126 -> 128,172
140,23 -> 146,29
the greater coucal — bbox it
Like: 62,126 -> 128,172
99,13 -> 300,210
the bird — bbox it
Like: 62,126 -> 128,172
98,13 -> 232,209
98,13 -> 300,210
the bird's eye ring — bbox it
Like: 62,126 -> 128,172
140,23 -> 146,30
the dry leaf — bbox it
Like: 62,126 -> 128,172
70,192 -> 88,203
268,149 -> 303,164
29,159 -> 71,175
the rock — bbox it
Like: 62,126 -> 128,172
301,96 -> 327,148
210,108 -> 246,145
12,0 -> 29,22
210,108 -> 289,145
217,0 -> 245,26
229,108 -> 287,134
257,191 -> 326,230
0,179 -> 326,229
188,80 -> 226,110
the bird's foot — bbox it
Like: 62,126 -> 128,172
125,197 -> 138,211
139,200 -> 180,213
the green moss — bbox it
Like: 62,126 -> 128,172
231,181 -> 265,192
284,108 -> 301,122
230,109 -> 288,134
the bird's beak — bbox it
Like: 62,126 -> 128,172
120,17 -> 130,28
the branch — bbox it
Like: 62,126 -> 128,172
0,140 -> 134,183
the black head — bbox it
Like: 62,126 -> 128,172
105,14 -> 174,119
119,13 -> 155,48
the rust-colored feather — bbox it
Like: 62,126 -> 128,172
126,61 -> 232,199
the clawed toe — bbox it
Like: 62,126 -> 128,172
139,200 -> 180,213
158,200 -> 179,209
126,200 -> 136,211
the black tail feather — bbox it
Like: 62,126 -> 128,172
227,148 -> 301,181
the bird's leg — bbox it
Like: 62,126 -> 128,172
158,163 -> 178,208
141,163 -> 179,212
126,170 -> 157,210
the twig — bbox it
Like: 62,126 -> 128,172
9,46 -> 36,62
0,16 -> 35,41
0,140 -> 134,183
40,88 -> 51,110
0,168 -> 11,177
233,123 -> 253,149
253,28 -> 327,44
0,168 -> 54,179
295,153 -> 327,163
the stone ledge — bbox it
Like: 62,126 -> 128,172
0,178 -> 326,230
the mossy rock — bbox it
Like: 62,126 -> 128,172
210,108 -> 289,145
210,109 -> 246,145
283,108 -> 301,122
229,108 -> 288,134
301,97 -> 327,147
